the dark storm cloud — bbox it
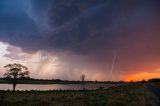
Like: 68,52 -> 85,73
0,0 -> 160,74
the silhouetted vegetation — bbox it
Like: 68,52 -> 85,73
0,77 -> 123,85
148,78 -> 160,82
3,63 -> 29,91
80,74 -> 86,89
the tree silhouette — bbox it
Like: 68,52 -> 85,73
4,63 -> 29,91
80,74 -> 85,90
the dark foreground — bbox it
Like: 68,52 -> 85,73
0,83 -> 159,106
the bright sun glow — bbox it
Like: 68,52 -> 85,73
123,71 -> 160,81
126,79 -> 131,82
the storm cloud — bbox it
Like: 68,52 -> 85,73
0,0 -> 160,80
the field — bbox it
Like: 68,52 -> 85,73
153,82 -> 160,88
0,83 -> 159,106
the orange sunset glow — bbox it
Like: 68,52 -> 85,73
1,1 -> 160,105
123,71 -> 160,81
0,0 -> 160,82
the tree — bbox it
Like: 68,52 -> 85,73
80,74 -> 85,90
4,63 -> 29,91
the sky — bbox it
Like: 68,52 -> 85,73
0,0 -> 160,81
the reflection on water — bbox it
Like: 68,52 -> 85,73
0,84 -> 118,91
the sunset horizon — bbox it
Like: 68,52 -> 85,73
0,1 -> 160,105
0,0 -> 160,82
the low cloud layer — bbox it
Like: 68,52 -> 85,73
0,0 -> 160,80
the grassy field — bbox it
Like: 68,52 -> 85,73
0,83 -> 159,106
153,82 -> 160,88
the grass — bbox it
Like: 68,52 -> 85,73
0,83 -> 159,106
153,82 -> 160,88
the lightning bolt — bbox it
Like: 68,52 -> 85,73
110,51 -> 117,81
